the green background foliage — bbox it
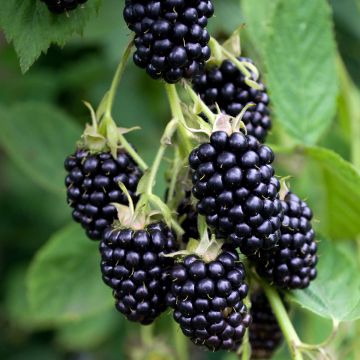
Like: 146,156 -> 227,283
0,0 -> 360,359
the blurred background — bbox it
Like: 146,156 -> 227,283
0,0 -> 360,359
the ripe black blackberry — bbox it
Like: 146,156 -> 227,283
193,57 -> 271,142
123,0 -> 214,83
189,131 -> 283,255
65,149 -> 142,240
41,0 -> 87,14
100,222 -> 178,325
251,191 -> 317,289
249,290 -> 283,359
177,190 -> 199,243
167,249 -> 251,351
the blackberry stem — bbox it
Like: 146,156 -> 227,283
259,279 -> 304,360
99,38 -> 148,171
208,37 -> 224,64
141,323 -> 154,347
172,322 -> 189,360
167,146 -> 182,204
145,119 -> 178,196
105,38 -> 134,118
164,84 -> 193,157
209,37 -> 263,91
184,83 -> 216,124
240,329 -> 251,359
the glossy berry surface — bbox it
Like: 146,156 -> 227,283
251,192 -> 317,289
123,0 -> 214,83
167,249 -> 251,351
100,222 -> 178,324
189,131 -> 283,255
40,0 -> 87,14
177,190 -> 199,243
249,290 -> 283,359
65,149 -> 142,240
193,57 -> 271,142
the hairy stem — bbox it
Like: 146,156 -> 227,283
260,279 -> 303,360
164,84 -> 193,157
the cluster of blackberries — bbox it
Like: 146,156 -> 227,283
100,222 -> 178,324
166,249 -> 251,351
123,0 -> 214,83
249,290 -> 283,359
189,131 -> 283,255
64,149 -> 142,240
40,0 -> 87,13
251,192 -> 318,290
193,57 -> 271,142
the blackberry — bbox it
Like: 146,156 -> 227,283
123,0 -> 214,83
64,149 -> 142,240
189,131 -> 283,255
100,222 -> 178,324
167,249 -> 251,351
193,57 -> 271,142
177,190 -> 199,243
252,192 -> 317,289
249,290 -> 283,359
41,0 -> 87,14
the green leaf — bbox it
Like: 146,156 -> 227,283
288,240 -> 360,322
264,0 -> 338,144
303,146 -> 360,239
0,0 -> 102,73
56,308 -> 121,351
27,223 -> 113,324
208,0 -> 243,35
4,265 -> 41,330
0,102 -> 81,194
241,0 -> 278,55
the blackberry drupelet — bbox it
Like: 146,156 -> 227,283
65,149 -> 142,240
193,57 -> 271,142
167,249 -> 251,351
41,0 -> 87,14
100,222 -> 178,324
249,290 -> 283,359
252,192 -> 317,289
177,190 -> 199,243
123,0 -> 214,83
189,131 -> 283,255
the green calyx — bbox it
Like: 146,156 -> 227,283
208,36 -> 264,91
78,101 -> 140,157
163,215 -> 223,262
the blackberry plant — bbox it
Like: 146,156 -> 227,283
4,1 -> 357,360
63,43 -> 147,241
